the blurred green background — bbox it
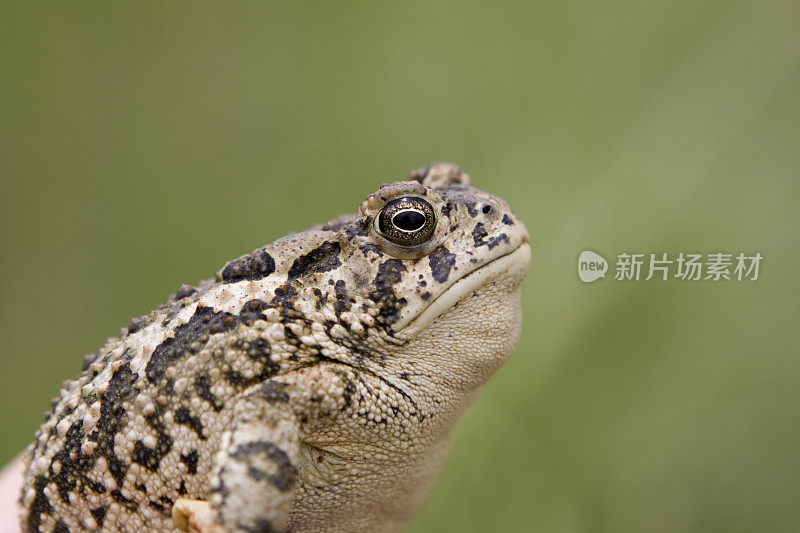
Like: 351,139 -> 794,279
1,2 -> 798,531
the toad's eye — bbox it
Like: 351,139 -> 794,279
377,197 -> 437,247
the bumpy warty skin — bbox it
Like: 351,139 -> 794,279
19,163 -> 531,533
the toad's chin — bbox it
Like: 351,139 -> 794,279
392,243 -> 531,340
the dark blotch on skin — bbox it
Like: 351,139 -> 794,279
87,355 -> 137,492
225,365 -> 279,388
132,406 -> 174,471
49,420 -> 91,504
239,299 -> 269,326
270,283 -> 299,318
359,243 -> 384,257
246,518 -> 277,533
174,407 -> 206,440
195,373 -> 224,411
149,500 -> 167,513
27,475 -> 53,532
145,305 -> 240,385
220,248 -> 276,283
334,279 -> 351,316
181,450 -> 199,475
224,336 -> 280,388
231,442 -> 297,492
53,520 -> 70,533
259,381 -> 290,403
244,337 -> 272,364
343,220 -> 369,239
247,466 -> 267,481
428,245 -> 457,283
312,287 -> 328,310
288,241 -> 341,278
501,214 -> 514,226
370,259 -> 408,324
472,222 -> 510,250
90,506 -> 107,527
110,489 -> 137,511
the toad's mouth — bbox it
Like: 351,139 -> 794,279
392,242 -> 531,340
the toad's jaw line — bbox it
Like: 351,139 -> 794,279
392,243 -> 531,340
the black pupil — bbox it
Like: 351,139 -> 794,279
393,210 -> 426,232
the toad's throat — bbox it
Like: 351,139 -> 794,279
392,242 -> 531,339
